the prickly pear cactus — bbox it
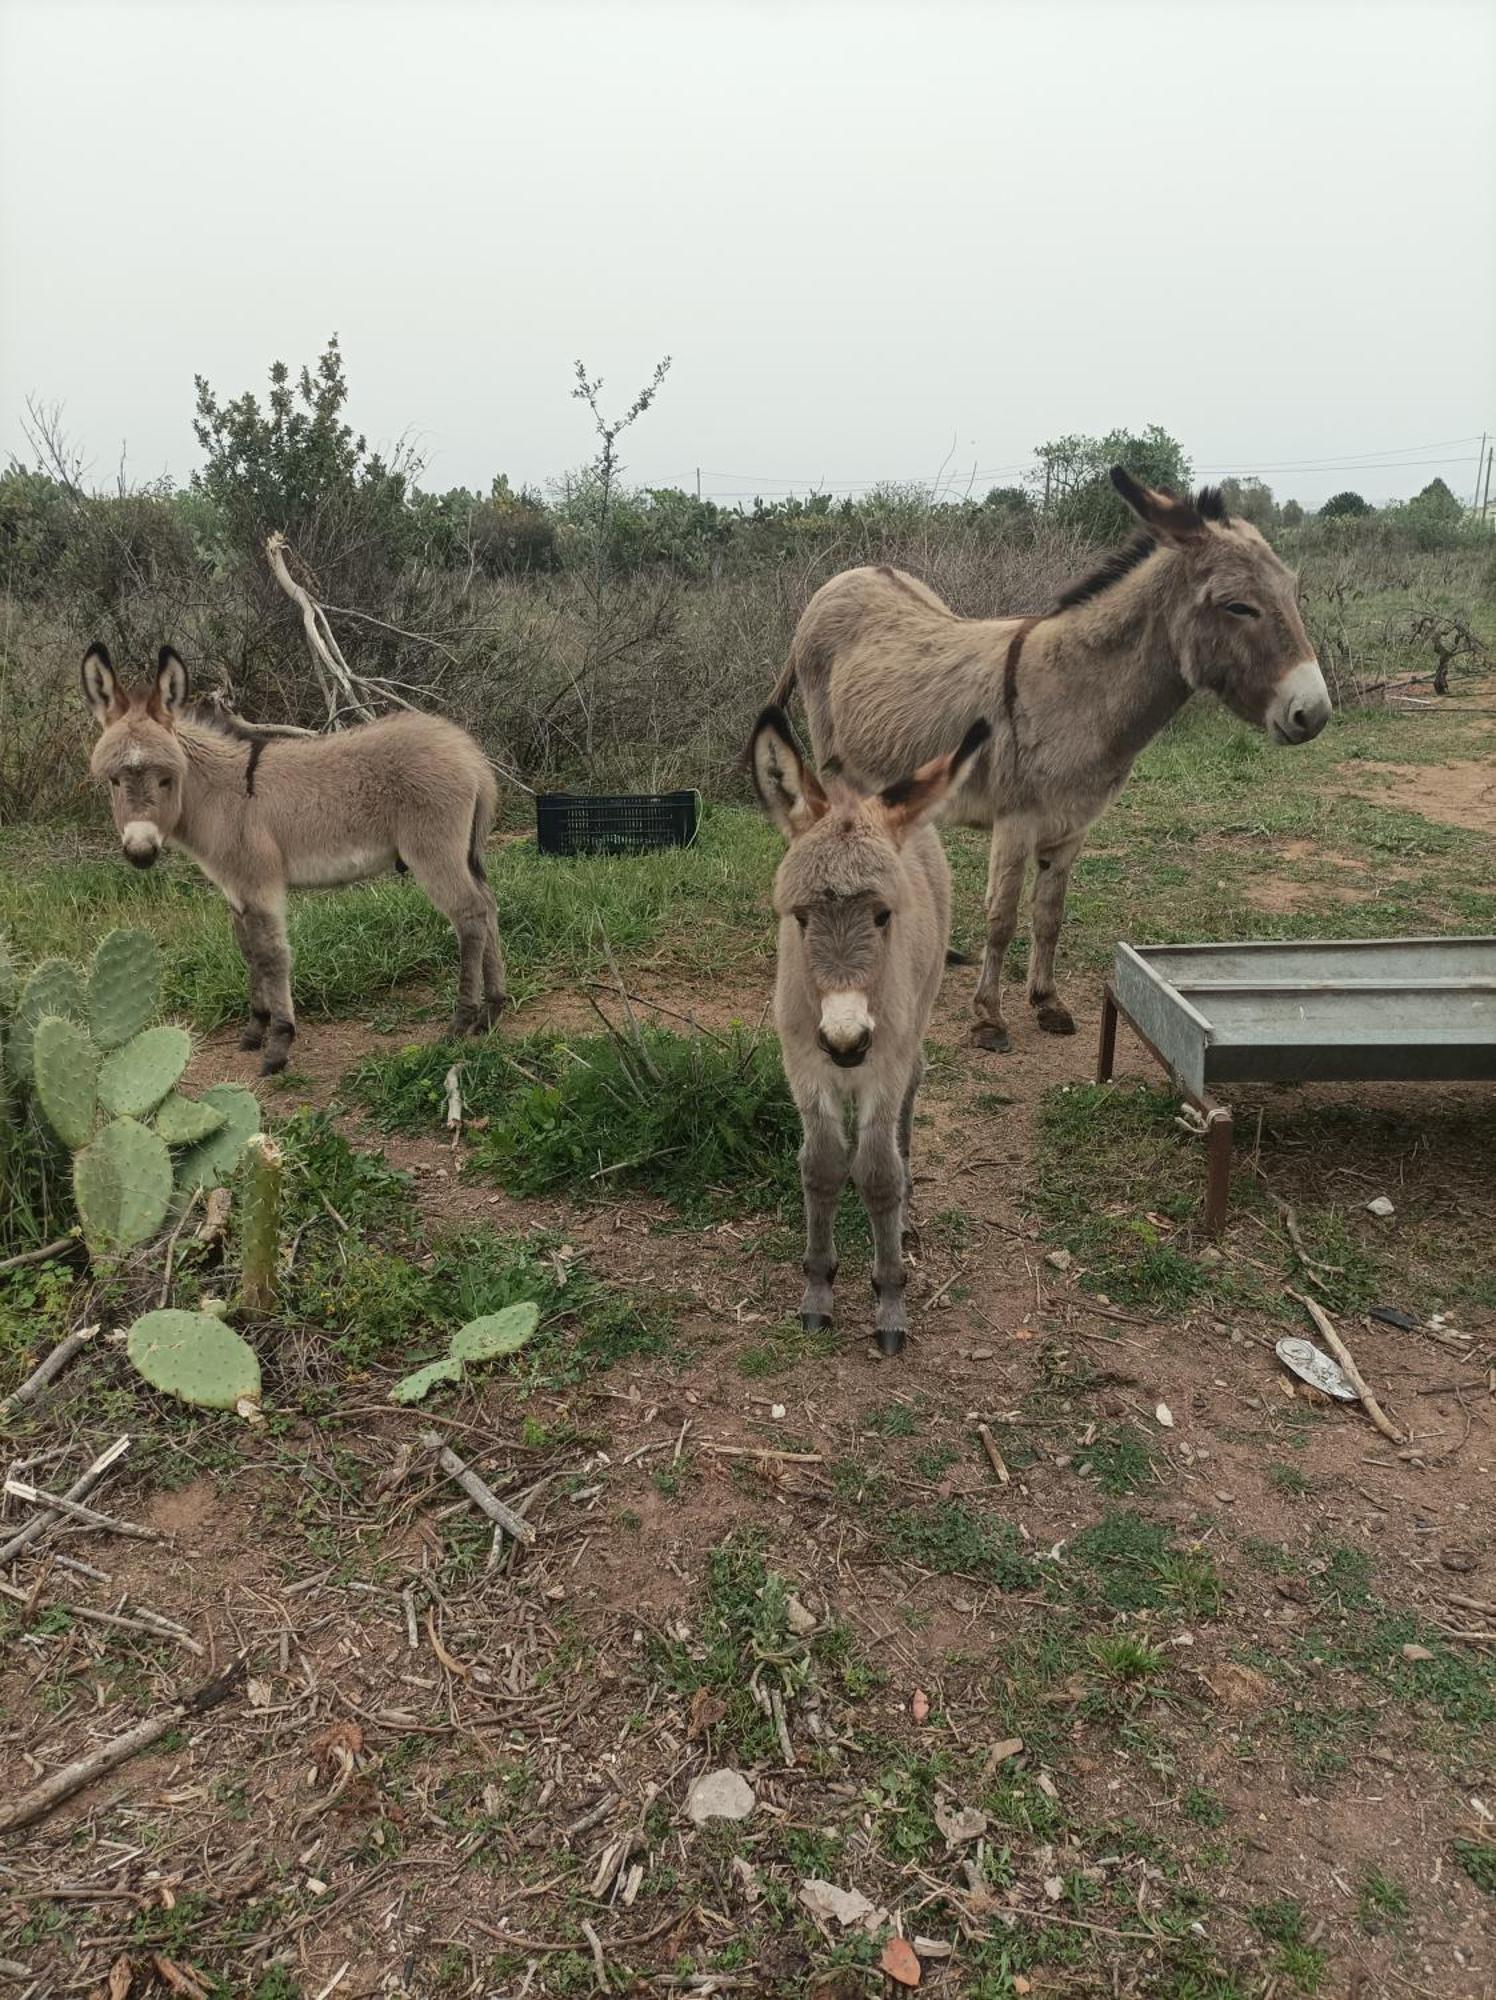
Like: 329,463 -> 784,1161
239,1132 -> 284,1313
73,1116 -> 174,1255
9,959 -> 86,1084
449,1303 -> 540,1362
88,928 -> 162,1050
98,1025 -> 192,1119
31,1015 -> 99,1150
175,1083 -> 261,1194
126,1308 -> 261,1410
155,1091 -> 228,1146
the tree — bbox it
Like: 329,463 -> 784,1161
1218,476 -> 1277,532
1280,499 -> 1304,527
1034,425 -> 1192,538
1320,490 -> 1371,519
1408,477 -> 1462,530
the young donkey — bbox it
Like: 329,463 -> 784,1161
81,645 -> 506,1073
751,706 -> 991,1355
775,468 -> 1332,1051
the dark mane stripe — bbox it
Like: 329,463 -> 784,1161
1195,484 -> 1229,522
1053,532 -> 1157,611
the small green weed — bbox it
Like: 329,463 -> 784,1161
1356,1868 -> 1408,1930
881,1502 -> 1042,1591
1453,1836 -> 1496,1894
1077,1425 -> 1154,1495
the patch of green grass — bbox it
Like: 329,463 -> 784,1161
1356,1868 -> 1408,1931
1269,1462 -> 1312,1497
351,1025 -> 802,1220
1077,1425 -> 1154,1495
1087,1632 -> 1168,1686
1183,1785 -> 1226,1827
914,1441 -> 961,1482
862,1399 -> 919,1437
1070,1509 -> 1219,1616
1453,1835 -> 1496,1894
880,1502 -> 1042,1591
736,1317 -> 837,1378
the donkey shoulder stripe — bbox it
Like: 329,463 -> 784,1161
244,739 -> 266,796
1001,618 -> 1043,722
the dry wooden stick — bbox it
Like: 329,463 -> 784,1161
976,1424 -> 1010,1486
0,1324 -> 95,1415
696,1443 -> 824,1465
0,1654 -> 243,1836
3,1478 -> 158,1541
421,1431 -> 536,1547
0,1435 -> 131,1566
1288,1291 -> 1404,1443
0,1236 -> 74,1279
0,1578 -> 203,1655
265,531 -> 376,724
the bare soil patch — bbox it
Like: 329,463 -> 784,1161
1351,757 -> 1496,836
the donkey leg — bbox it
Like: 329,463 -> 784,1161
971,824 -> 1028,1053
478,884 -> 509,1026
1027,834 -> 1085,1036
231,909 -> 270,1051
238,906 -> 296,1075
854,1112 -> 908,1355
897,1060 -> 921,1214
404,846 -> 497,1036
798,1101 -> 849,1331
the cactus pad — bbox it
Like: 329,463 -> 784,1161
155,1091 -> 228,1145
32,1015 -> 99,1149
174,1083 -> 261,1193
73,1117 -> 173,1254
389,1355 -> 464,1404
98,1025 -> 192,1118
9,959 -> 86,1083
449,1304 -> 540,1363
88,929 -> 163,1049
126,1308 -> 261,1410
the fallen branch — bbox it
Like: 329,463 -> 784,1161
0,1435 -> 131,1567
696,1443 -> 824,1465
0,1654 -> 243,1836
3,1478 -> 158,1541
0,1578 -> 202,1655
0,1236 -> 76,1280
1288,1291 -> 1404,1443
264,531 -> 377,725
976,1424 -> 1010,1485
421,1431 -> 536,1547
0,1323 -> 95,1415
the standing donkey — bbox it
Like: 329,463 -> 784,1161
81,644 -> 506,1073
750,705 -> 991,1355
773,468 -> 1332,1051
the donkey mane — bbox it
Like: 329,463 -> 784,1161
1051,485 -> 1233,612
185,700 -> 315,745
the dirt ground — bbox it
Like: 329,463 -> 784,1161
2,757 -> 1494,1999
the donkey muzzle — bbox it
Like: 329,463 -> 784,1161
817,991 -> 873,1067
1267,661 -> 1332,745
121,821 -> 162,868
818,1027 -> 871,1067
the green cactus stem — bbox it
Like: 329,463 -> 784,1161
73,1117 -> 174,1255
448,1304 -> 540,1363
31,1015 -> 99,1150
125,1308 -> 261,1411
0,930 -> 17,1013
87,929 -> 163,1050
97,1025 -> 192,1119
238,1132 -> 284,1313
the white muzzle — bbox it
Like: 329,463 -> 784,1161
817,989 -> 874,1068
1267,660 -> 1332,744
121,819 -> 162,867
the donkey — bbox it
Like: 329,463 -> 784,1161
81,644 -> 506,1074
773,468 -> 1332,1052
750,705 -> 991,1355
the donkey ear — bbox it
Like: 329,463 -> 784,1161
748,706 -> 828,839
148,645 -> 190,722
879,718 -> 991,840
1110,466 -> 1206,547
80,643 -> 127,728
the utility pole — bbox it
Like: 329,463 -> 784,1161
1474,433 -> 1487,513
695,466 -> 701,502
1482,442 -> 1493,530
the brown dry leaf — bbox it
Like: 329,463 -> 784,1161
309,1719 -> 363,1780
910,1687 -> 931,1724
881,1937 -> 922,1987
151,1959 -> 211,1999
1205,1662 -> 1270,1713
1013,1980 -> 1033,1996
107,1959 -> 133,2000
688,1686 -> 728,1739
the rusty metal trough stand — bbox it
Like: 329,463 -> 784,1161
1096,937 -> 1496,1233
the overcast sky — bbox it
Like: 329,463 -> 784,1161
2,0 -> 1492,511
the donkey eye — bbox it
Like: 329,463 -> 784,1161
158,776 -> 171,791
793,910 -> 809,930
1223,601 -> 1259,618
873,907 -> 892,928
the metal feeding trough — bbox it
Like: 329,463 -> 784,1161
1097,936 -> 1496,1232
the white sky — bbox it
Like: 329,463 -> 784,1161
1,0 -> 1492,510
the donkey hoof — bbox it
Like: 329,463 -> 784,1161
1035,1001 -> 1077,1036
260,1052 -> 290,1078
801,1311 -> 833,1332
449,1010 -> 475,1038
239,1026 -> 265,1052
876,1325 -> 907,1357
971,1022 -> 1011,1053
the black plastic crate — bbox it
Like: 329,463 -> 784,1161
535,788 -> 700,857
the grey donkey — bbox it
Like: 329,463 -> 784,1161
750,705 -> 991,1355
82,644 -> 507,1074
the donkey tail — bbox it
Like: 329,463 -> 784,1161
945,947 -> 976,967
469,770 -> 498,884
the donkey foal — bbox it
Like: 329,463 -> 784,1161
81,644 -> 506,1074
751,707 -> 990,1356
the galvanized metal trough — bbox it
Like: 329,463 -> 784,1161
1097,936 -> 1496,1231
